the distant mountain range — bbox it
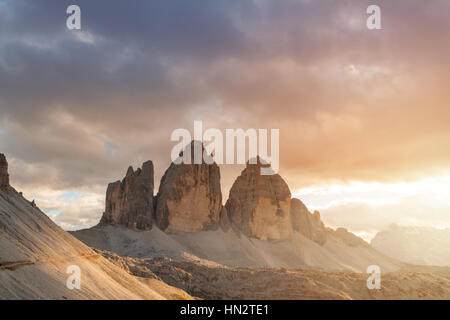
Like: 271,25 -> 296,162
371,224 -> 450,266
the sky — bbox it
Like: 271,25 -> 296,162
0,0 -> 449,239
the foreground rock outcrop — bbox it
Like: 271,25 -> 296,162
99,161 -> 154,230
0,153 -> 9,192
290,198 -> 327,245
225,157 -> 292,240
155,141 -> 222,233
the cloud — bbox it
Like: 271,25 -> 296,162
295,176 -> 450,240
319,198 -> 450,242
17,185 -> 104,231
0,0 -> 450,230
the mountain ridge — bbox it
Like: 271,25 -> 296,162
371,224 -> 450,266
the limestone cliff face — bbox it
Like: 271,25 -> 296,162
290,198 -> 327,245
155,141 -> 222,234
99,161 -> 154,230
225,158 -> 292,240
0,153 -> 9,192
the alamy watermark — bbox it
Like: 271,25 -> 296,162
367,5 -> 381,30
66,4 -> 380,32
366,265 -> 381,290
66,5 -> 81,30
66,265 -> 81,290
171,121 -> 279,175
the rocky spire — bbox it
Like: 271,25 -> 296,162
0,153 -> 10,192
225,157 -> 293,240
99,160 -> 155,230
155,141 -> 222,233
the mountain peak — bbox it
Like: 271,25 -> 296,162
225,160 -> 292,240
99,160 -> 155,230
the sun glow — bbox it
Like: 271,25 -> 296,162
293,175 -> 450,210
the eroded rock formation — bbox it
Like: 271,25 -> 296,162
290,198 -> 327,245
99,161 -> 154,230
225,157 -> 292,240
0,153 -> 9,192
155,141 -> 222,234
94,144 -> 337,247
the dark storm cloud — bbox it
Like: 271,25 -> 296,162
0,0 -> 253,190
0,0 -> 248,113
0,0 -> 450,222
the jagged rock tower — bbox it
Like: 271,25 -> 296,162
155,141 -> 222,233
99,160 -> 154,230
0,153 -> 10,192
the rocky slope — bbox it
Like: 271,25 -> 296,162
371,225 -> 450,266
73,224 -> 401,272
99,161 -> 154,230
99,250 -> 450,300
0,155 -> 191,299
